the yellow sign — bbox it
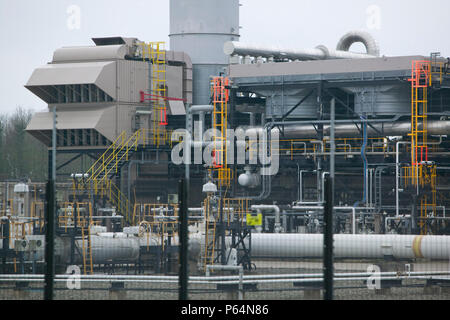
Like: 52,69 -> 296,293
246,213 -> 263,226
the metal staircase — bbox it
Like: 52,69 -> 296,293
86,130 -> 142,184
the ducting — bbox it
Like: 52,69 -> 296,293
336,30 -> 380,57
243,120 -> 450,139
52,45 -> 128,63
25,106 -> 119,146
25,61 -> 117,103
224,30 -> 380,62
243,234 -> 450,260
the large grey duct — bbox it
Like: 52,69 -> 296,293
224,30 -> 380,61
244,120 -> 450,139
52,45 -> 128,63
336,30 -> 380,57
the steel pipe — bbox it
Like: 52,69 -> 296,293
245,234 -> 450,260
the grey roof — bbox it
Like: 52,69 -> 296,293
229,55 -> 427,82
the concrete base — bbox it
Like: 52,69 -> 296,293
13,289 -> 30,300
423,285 -> 441,295
109,282 -> 127,300
375,288 -> 391,296
109,290 -> 127,300
304,289 -> 322,300
226,290 -> 245,300
441,286 -> 450,295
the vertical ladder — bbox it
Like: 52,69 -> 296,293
407,60 -> 438,235
142,42 -> 167,147
212,77 -> 232,187
81,225 -> 93,275
408,60 -> 430,178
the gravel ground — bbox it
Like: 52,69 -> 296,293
1,260 -> 450,300
1,276 -> 449,300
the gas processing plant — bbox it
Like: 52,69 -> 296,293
1,0 -> 450,297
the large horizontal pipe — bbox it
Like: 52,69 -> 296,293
244,234 -> 450,260
2,270 -> 450,281
243,120 -> 450,138
225,30 -> 379,61
224,42 -> 377,61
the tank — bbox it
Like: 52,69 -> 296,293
169,0 -> 240,105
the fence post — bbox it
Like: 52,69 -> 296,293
178,179 -> 189,300
323,175 -> 334,300
44,180 -> 55,300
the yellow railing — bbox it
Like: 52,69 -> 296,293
132,203 -> 179,225
57,202 -> 93,232
87,130 -> 142,184
7,220 -> 34,249
87,128 -> 176,184
138,220 -> 178,252
430,60 -> 449,86
222,198 -> 251,227
0,199 -> 14,216
248,137 -> 389,160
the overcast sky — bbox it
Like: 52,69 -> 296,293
1,0 -> 449,115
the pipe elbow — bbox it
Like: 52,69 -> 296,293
336,30 -> 380,57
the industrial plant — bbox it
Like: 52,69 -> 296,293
1,0 -> 450,300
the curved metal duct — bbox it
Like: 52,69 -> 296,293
336,30 -> 380,57
224,30 -> 380,61
224,41 -> 377,61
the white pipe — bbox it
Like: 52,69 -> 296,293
396,141 -> 410,218
3,274 -> 450,286
251,205 -> 281,233
245,233 -> 450,260
74,235 -> 140,264
2,270 -> 450,280
224,42 -> 377,61
291,205 -> 365,234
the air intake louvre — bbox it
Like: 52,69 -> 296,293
27,84 -> 114,104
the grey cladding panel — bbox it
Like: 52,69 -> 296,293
229,56 -> 426,79
117,60 -> 149,103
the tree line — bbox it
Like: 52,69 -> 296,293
0,107 -> 47,181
